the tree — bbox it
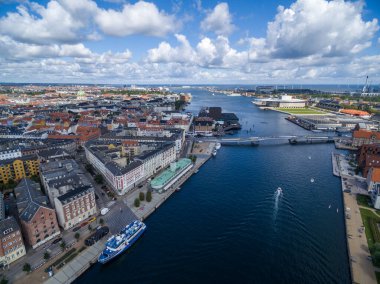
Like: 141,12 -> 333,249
0,277 -> 8,284
43,252 -> 50,260
374,251 -> 380,265
23,263 -> 31,273
134,198 -> 140,207
60,241 -> 66,251
139,192 -> 145,201
75,233 -> 80,241
146,191 -> 152,202
94,174 -> 104,184
99,218 -> 104,226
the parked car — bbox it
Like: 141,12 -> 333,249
73,226 -> 81,232
85,226 -> 109,246
52,237 -> 62,245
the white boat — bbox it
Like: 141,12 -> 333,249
329,204 -> 331,208
212,149 -> 217,157
337,208 -> 339,213
310,178 -> 315,183
228,93 -> 241,97
215,143 -> 221,150
276,187 -> 282,194
212,93 -> 215,96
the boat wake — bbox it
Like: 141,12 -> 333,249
273,187 -> 283,221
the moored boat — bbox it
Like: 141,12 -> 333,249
215,143 -> 221,150
98,220 -> 146,264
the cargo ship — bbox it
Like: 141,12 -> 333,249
98,220 -> 146,264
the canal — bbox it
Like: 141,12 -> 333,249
76,89 -> 350,283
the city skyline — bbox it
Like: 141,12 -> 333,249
0,0 -> 380,84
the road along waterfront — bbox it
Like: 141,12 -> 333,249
75,89 -> 350,284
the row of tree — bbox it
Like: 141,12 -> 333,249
134,191 -> 152,207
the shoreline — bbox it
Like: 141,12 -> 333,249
42,141 -> 215,284
333,153 -> 377,284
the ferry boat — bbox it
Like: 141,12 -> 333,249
98,220 -> 146,264
215,142 -> 221,150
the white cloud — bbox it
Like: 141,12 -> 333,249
0,36 -> 93,59
95,1 -> 178,37
146,34 -> 195,63
201,3 -> 234,35
0,0 -> 178,44
256,0 -> 379,59
0,1 -> 86,44
147,34 -> 246,68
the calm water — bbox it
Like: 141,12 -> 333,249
76,90 -> 350,284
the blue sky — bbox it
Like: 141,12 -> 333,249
0,0 -> 379,84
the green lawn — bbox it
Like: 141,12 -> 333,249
357,194 -> 373,208
274,107 -> 326,115
359,208 -> 380,267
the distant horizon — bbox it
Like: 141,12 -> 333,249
0,83 -> 376,87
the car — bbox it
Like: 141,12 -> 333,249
138,184 -> 144,188
52,237 -> 62,245
85,226 -> 110,246
88,217 -> 96,223
101,208 -> 110,215
73,226 -> 81,232
80,221 -> 89,227
95,194 -> 99,200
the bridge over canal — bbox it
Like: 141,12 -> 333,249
196,135 -> 336,146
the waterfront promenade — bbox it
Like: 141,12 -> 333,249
334,153 -> 377,284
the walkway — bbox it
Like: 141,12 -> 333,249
336,154 -> 377,284
44,240 -> 106,284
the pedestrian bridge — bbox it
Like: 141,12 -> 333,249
197,135 -> 336,146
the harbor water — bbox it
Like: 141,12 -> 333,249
76,89 -> 350,283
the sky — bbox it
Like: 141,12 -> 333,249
0,0 -> 379,85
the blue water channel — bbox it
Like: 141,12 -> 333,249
76,89 -> 350,283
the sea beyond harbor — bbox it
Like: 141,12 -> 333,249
76,88 -> 350,283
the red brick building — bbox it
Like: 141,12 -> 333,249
357,144 -> 380,177
14,179 -> 60,249
352,129 -> 380,147
0,217 -> 26,265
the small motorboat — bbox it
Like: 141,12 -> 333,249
310,178 -> 315,183
215,143 -> 221,150
329,204 -> 331,209
276,187 -> 282,194
212,149 -> 217,157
